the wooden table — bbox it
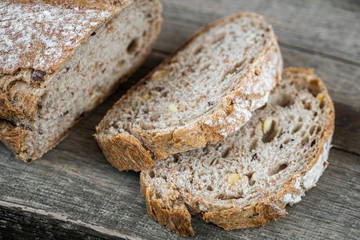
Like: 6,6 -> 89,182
1,0 -> 359,239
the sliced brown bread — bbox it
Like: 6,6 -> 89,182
140,68 -> 335,236
0,0 -> 162,161
95,12 -> 283,171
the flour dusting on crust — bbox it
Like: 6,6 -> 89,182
0,1 -> 117,73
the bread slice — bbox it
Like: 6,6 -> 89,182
140,68 -> 335,236
0,0 -> 162,161
95,12 -> 283,171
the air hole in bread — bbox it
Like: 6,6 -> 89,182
118,59 -> 126,67
320,100 -> 325,109
258,104 -> 267,110
292,124 -> 302,134
300,130 -> 306,137
149,170 -> 155,178
307,82 -> 322,97
269,163 -> 288,176
277,94 -> 294,108
262,120 -> 277,143
212,32 -> 226,44
311,139 -> 316,147
246,172 -> 255,186
150,114 -> 160,122
194,46 -> 203,55
309,125 -> 316,135
173,154 -> 179,163
207,185 -> 213,191
250,129 -> 256,138
160,91 -> 168,98
221,147 -> 231,158
301,136 -> 309,145
127,38 -> 138,54
200,63 -> 211,72
210,158 -> 218,166
316,126 -> 322,134
249,139 -> 258,151
303,101 -> 312,110
155,192 -> 161,199
216,193 -> 243,200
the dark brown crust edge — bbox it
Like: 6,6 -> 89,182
140,68 -> 335,236
0,1 -> 163,162
95,12 -> 282,171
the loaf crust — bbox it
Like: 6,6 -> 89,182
0,0 -> 163,161
140,68 -> 335,236
0,0 -> 131,120
96,12 -> 283,171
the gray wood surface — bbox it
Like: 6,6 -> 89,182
1,0 -> 360,239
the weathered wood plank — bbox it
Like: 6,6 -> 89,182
158,0 -> 360,64
0,205 -> 124,240
1,140 -> 359,239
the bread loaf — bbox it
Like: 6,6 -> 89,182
0,0 -> 162,161
141,68 -> 335,236
96,12 -> 282,171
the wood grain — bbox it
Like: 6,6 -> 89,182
158,0 -> 360,64
1,142 -> 359,239
1,0 -> 360,238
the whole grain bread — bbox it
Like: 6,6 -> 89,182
95,12 -> 283,171
140,68 -> 335,236
0,0 -> 162,161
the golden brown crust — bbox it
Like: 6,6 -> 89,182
0,120 -> 28,160
0,112 -> 84,161
140,68 -> 335,236
96,12 -> 282,170
140,174 -> 194,236
96,133 -> 154,172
